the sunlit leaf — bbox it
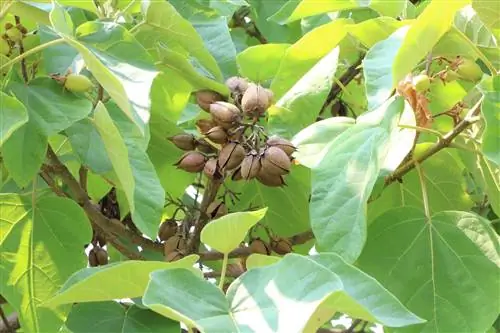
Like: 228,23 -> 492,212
236,44 -> 290,82
0,91 -> 28,147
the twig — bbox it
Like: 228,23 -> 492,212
0,307 -> 12,333
39,170 -> 67,197
345,319 -> 362,333
231,8 -> 267,44
0,312 -> 18,333
78,166 -> 88,192
14,16 -> 28,83
384,102 -> 481,187
319,56 -> 364,116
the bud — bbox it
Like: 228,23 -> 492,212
266,136 -> 296,157
456,58 -> 483,82
207,201 -> 228,218
158,219 -> 177,241
210,102 -> 241,128
260,146 -> 291,175
241,83 -> 272,117
205,126 -> 228,144
88,248 -> 99,267
174,151 -> 206,173
64,74 -> 94,93
240,153 -> 261,180
203,158 -> 220,179
196,119 -> 217,134
168,133 -> 197,151
225,76 -> 249,95
196,90 -> 225,112
270,237 -> 292,255
218,142 -> 245,170
95,247 -> 109,265
164,234 -> 187,255
195,138 -> 216,154
412,74 -> 430,93
257,170 -> 286,187
166,250 -> 185,262
249,238 -> 271,255
443,70 -> 460,82
96,233 -> 107,247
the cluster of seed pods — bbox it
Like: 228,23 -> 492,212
169,76 -> 297,187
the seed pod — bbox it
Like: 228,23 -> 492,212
240,153 -> 261,180
266,136 -> 296,157
218,142 -> 245,170
88,249 -> 99,267
0,38 -> 10,56
257,170 -> 286,187
5,27 -> 22,42
158,219 -> 177,241
225,76 -> 249,95
168,133 -> 197,151
412,74 -> 430,92
203,158 -> 220,179
164,234 -> 187,255
196,90 -> 225,112
207,201 -> 228,218
205,126 -> 228,144
456,58 -> 483,82
270,237 -> 292,255
95,248 -> 109,265
196,119 -> 217,134
174,151 -> 206,173
241,83 -> 272,117
210,102 -> 241,127
231,166 -> 243,181
166,250 -> 185,262
249,238 -> 271,255
443,70 -> 460,82
260,146 -> 291,175
64,74 -> 94,93
195,138 -> 216,154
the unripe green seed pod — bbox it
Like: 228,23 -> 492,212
456,59 -> 483,82
64,74 -> 94,93
412,74 -> 430,92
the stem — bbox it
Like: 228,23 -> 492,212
79,166 -> 88,192
415,162 -> 430,220
0,38 -> 65,72
218,253 -> 228,289
398,124 -> 444,139
14,16 -> 28,83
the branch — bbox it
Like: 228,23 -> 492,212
384,103 -> 481,186
39,170 -> 67,197
0,312 -> 18,333
231,7 -> 267,44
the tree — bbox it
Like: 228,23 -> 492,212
0,0 -> 498,332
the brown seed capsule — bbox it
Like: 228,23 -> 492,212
196,90 -> 225,112
266,136 -> 296,157
207,201 -> 228,218
88,249 -> 99,267
174,151 -> 206,173
240,153 -> 261,180
166,250 -> 185,262
4,23 -> 13,30
196,119 -> 217,134
260,146 -> 291,176
218,142 -> 245,170
225,76 -> 250,95
195,138 -> 216,154
231,166 -> 243,181
205,126 -> 228,144
158,219 -> 177,242
96,233 -> 107,247
203,158 -> 220,179
270,237 -> 293,255
168,133 -> 197,151
210,102 -> 241,128
93,247 -> 108,265
164,234 -> 187,255
249,238 -> 271,255
257,170 -> 286,187
241,83 -> 272,117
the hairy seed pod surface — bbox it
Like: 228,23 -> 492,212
270,237 -> 292,255
158,219 -> 177,241
257,170 -> 286,187
249,238 -> 271,255
240,153 -> 261,180
218,142 -> 245,170
266,136 -> 296,157
196,119 -> 217,134
168,133 -> 197,151
260,147 -> 290,176
205,126 -> 228,144
241,83 -> 272,117
174,151 -> 206,173
203,158 -> 219,179
196,90 -> 225,112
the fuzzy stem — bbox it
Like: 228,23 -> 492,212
218,253 -> 229,289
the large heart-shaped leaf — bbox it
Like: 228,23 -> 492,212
236,44 -> 290,82
0,194 -> 92,333
310,96 -> 406,262
0,91 -> 28,146
45,256 -> 199,307
143,254 -> 424,332
347,17 -> 410,48
472,0 -> 500,38
358,208 -> 500,333
201,208 -> 268,253
477,76 -> 500,165
66,301 -> 180,333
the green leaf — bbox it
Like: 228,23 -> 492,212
347,17 -> 410,48
358,208 -> 500,333
236,44 -> 290,82
45,256 -> 199,307
2,121 -> 48,187
472,0 -> 500,37
66,302 -> 180,333
39,25 -> 79,74
0,92 -> 28,147
310,97 -> 405,262
50,0 -> 74,36
139,0 -> 222,81
268,46 -> 340,138
144,255 -> 424,332
455,5 -> 498,47
201,208 -> 268,253
0,194 -> 92,333
291,117 -> 355,169
65,118 -> 113,174
271,19 -> 350,100
245,253 -> 281,269
368,145 -> 474,221
363,25 -> 410,110
478,76 -> 500,165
